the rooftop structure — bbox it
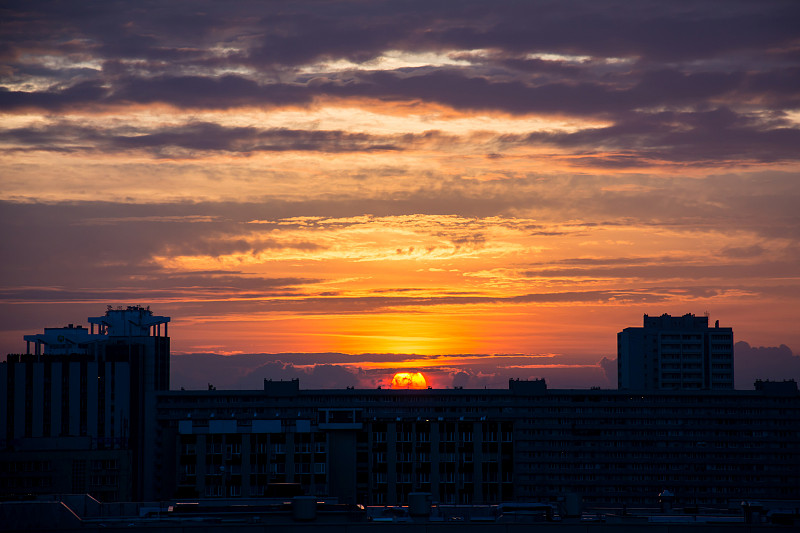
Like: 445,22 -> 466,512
89,305 -> 170,337
22,305 -> 169,356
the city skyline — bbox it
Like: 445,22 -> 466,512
2,1 -> 800,388
9,305 -> 799,390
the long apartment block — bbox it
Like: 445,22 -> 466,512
157,378 -> 800,508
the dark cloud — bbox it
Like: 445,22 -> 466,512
170,355 -> 366,390
5,112 -> 799,172
518,107 -> 800,165
7,67 -> 775,120
242,361 -> 366,390
4,0 -> 798,71
0,201 -> 326,303
2,1 -> 797,174
4,94 -> 798,169
428,1 -> 800,63
734,341 -> 800,389
0,80 -> 110,111
112,75 -> 310,109
0,76 -> 307,112
0,122 -> 441,155
1,1 -> 798,122
522,262 -> 800,283
1,187 -> 797,314
168,343 -> 800,391
598,357 -> 617,388
545,256 -> 686,267
721,245 -> 766,259
170,352 -> 615,390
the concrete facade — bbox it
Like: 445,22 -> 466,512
618,314 -> 733,390
156,378 -> 800,508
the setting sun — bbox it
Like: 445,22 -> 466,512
391,372 -> 428,389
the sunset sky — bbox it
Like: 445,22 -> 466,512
2,0 -> 799,389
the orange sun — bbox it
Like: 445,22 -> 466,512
390,372 -> 428,389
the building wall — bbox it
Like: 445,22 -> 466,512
0,448 -> 132,502
156,382 -> 800,508
2,354 -> 132,446
618,314 -> 733,391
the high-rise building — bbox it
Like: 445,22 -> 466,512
617,313 -> 733,390
1,306 -> 170,501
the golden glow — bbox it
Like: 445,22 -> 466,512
391,372 -> 428,389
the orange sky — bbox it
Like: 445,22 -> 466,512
1,1 -> 799,389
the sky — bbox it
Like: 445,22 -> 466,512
1,0 -> 799,389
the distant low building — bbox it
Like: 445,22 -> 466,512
617,313 -> 734,390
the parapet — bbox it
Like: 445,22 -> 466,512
264,378 -> 301,396
508,378 -> 547,395
642,313 -> 709,329
754,379 -> 798,395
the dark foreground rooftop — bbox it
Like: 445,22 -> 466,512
2,494 -> 798,532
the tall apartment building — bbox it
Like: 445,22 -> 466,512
617,313 -> 734,390
1,306 -> 170,501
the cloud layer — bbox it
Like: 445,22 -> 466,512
170,342 -> 800,391
1,1 -> 799,385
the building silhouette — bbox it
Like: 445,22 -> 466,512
1,306 -> 169,501
157,377 -> 799,508
2,307 -> 799,512
617,313 -> 733,390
